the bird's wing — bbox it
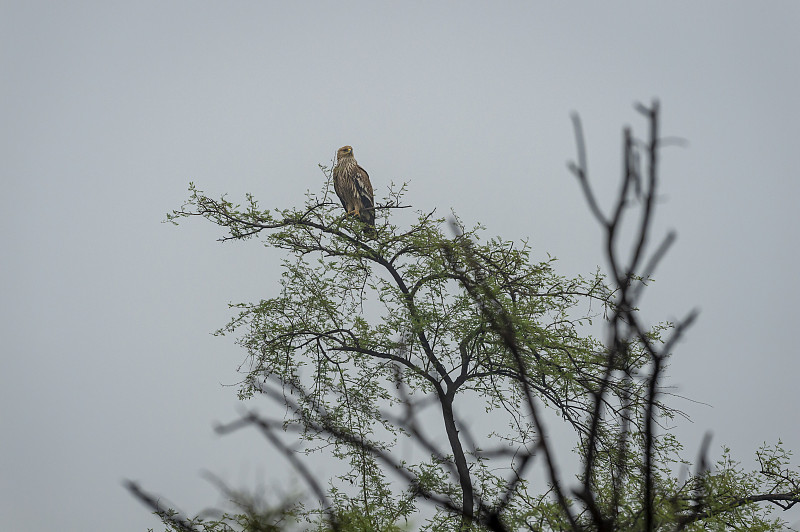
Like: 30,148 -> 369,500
354,165 -> 374,209
354,165 -> 375,228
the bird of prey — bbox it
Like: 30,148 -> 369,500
332,145 -> 375,235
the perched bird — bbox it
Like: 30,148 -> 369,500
332,145 -> 375,235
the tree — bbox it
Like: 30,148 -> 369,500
132,102 -> 800,531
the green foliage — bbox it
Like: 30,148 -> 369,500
159,171 -> 800,531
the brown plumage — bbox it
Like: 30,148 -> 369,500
332,145 -> 375,235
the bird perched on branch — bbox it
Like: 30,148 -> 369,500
333,145 -> 375,236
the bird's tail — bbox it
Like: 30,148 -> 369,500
360,209 -> 376,239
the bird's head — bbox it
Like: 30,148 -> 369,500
336,145 -> 354,160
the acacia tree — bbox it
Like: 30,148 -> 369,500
133,102 -> 799,531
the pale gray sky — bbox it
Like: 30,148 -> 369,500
2,2 -> 799,531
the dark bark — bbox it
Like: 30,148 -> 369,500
440,391 -> 474,529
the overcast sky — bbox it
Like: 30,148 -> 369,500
2,2 -> 799,531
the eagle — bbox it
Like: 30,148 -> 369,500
332,145 -> 375,235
